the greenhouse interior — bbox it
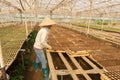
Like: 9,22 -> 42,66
0,0 -> 120,80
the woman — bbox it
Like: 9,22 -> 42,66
33,17 -> 56,77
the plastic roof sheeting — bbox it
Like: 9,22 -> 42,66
0,0 -> 120,18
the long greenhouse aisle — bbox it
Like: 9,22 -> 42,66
24,25 -> 120,80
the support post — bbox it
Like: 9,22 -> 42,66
34,0 -> 38,24
20,49 -> 25,67
50,11 -> 53,18
101,17 -> 104,31
25,14 -> 28,39
20,11 -> 23,23
69,4 -> 73,30
23,1 -> 28,39
87,0 -> 93,35
30,10 -> 33,29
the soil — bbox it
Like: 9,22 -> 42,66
23,51 -> 44,80
23,25 -> 120,80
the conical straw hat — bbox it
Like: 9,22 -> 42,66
39,17 -> 56,27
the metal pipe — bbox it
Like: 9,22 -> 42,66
87,0 -> 93,34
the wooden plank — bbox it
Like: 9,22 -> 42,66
46,50 -> 105,80
82,57 -> 104,73
68,50 -> 90,57
56,69 -> 104,74
46,50 -> 65,53
101,74 -> 111,80
58,52 -> 79,80
89,55 -> 108,71
68,55 -> 92,80
56,70 -> 70,75
46,51 -> 58,80
55,69 -> 103,75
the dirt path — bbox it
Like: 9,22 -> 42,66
23,52 -> 44,80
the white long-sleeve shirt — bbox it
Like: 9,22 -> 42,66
34,27 -> 51,49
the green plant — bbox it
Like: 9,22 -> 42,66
27,30 -> 38,52
28,30 -> 37,45
24,56 -> 32,69
9,54 -> 32,80
10,75 -> 24,80
72,22 -> 120,33
9,64 -> 25,80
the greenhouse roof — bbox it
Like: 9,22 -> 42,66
0,0 -> 120,18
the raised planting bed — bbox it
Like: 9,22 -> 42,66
0,24 -> 32,79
